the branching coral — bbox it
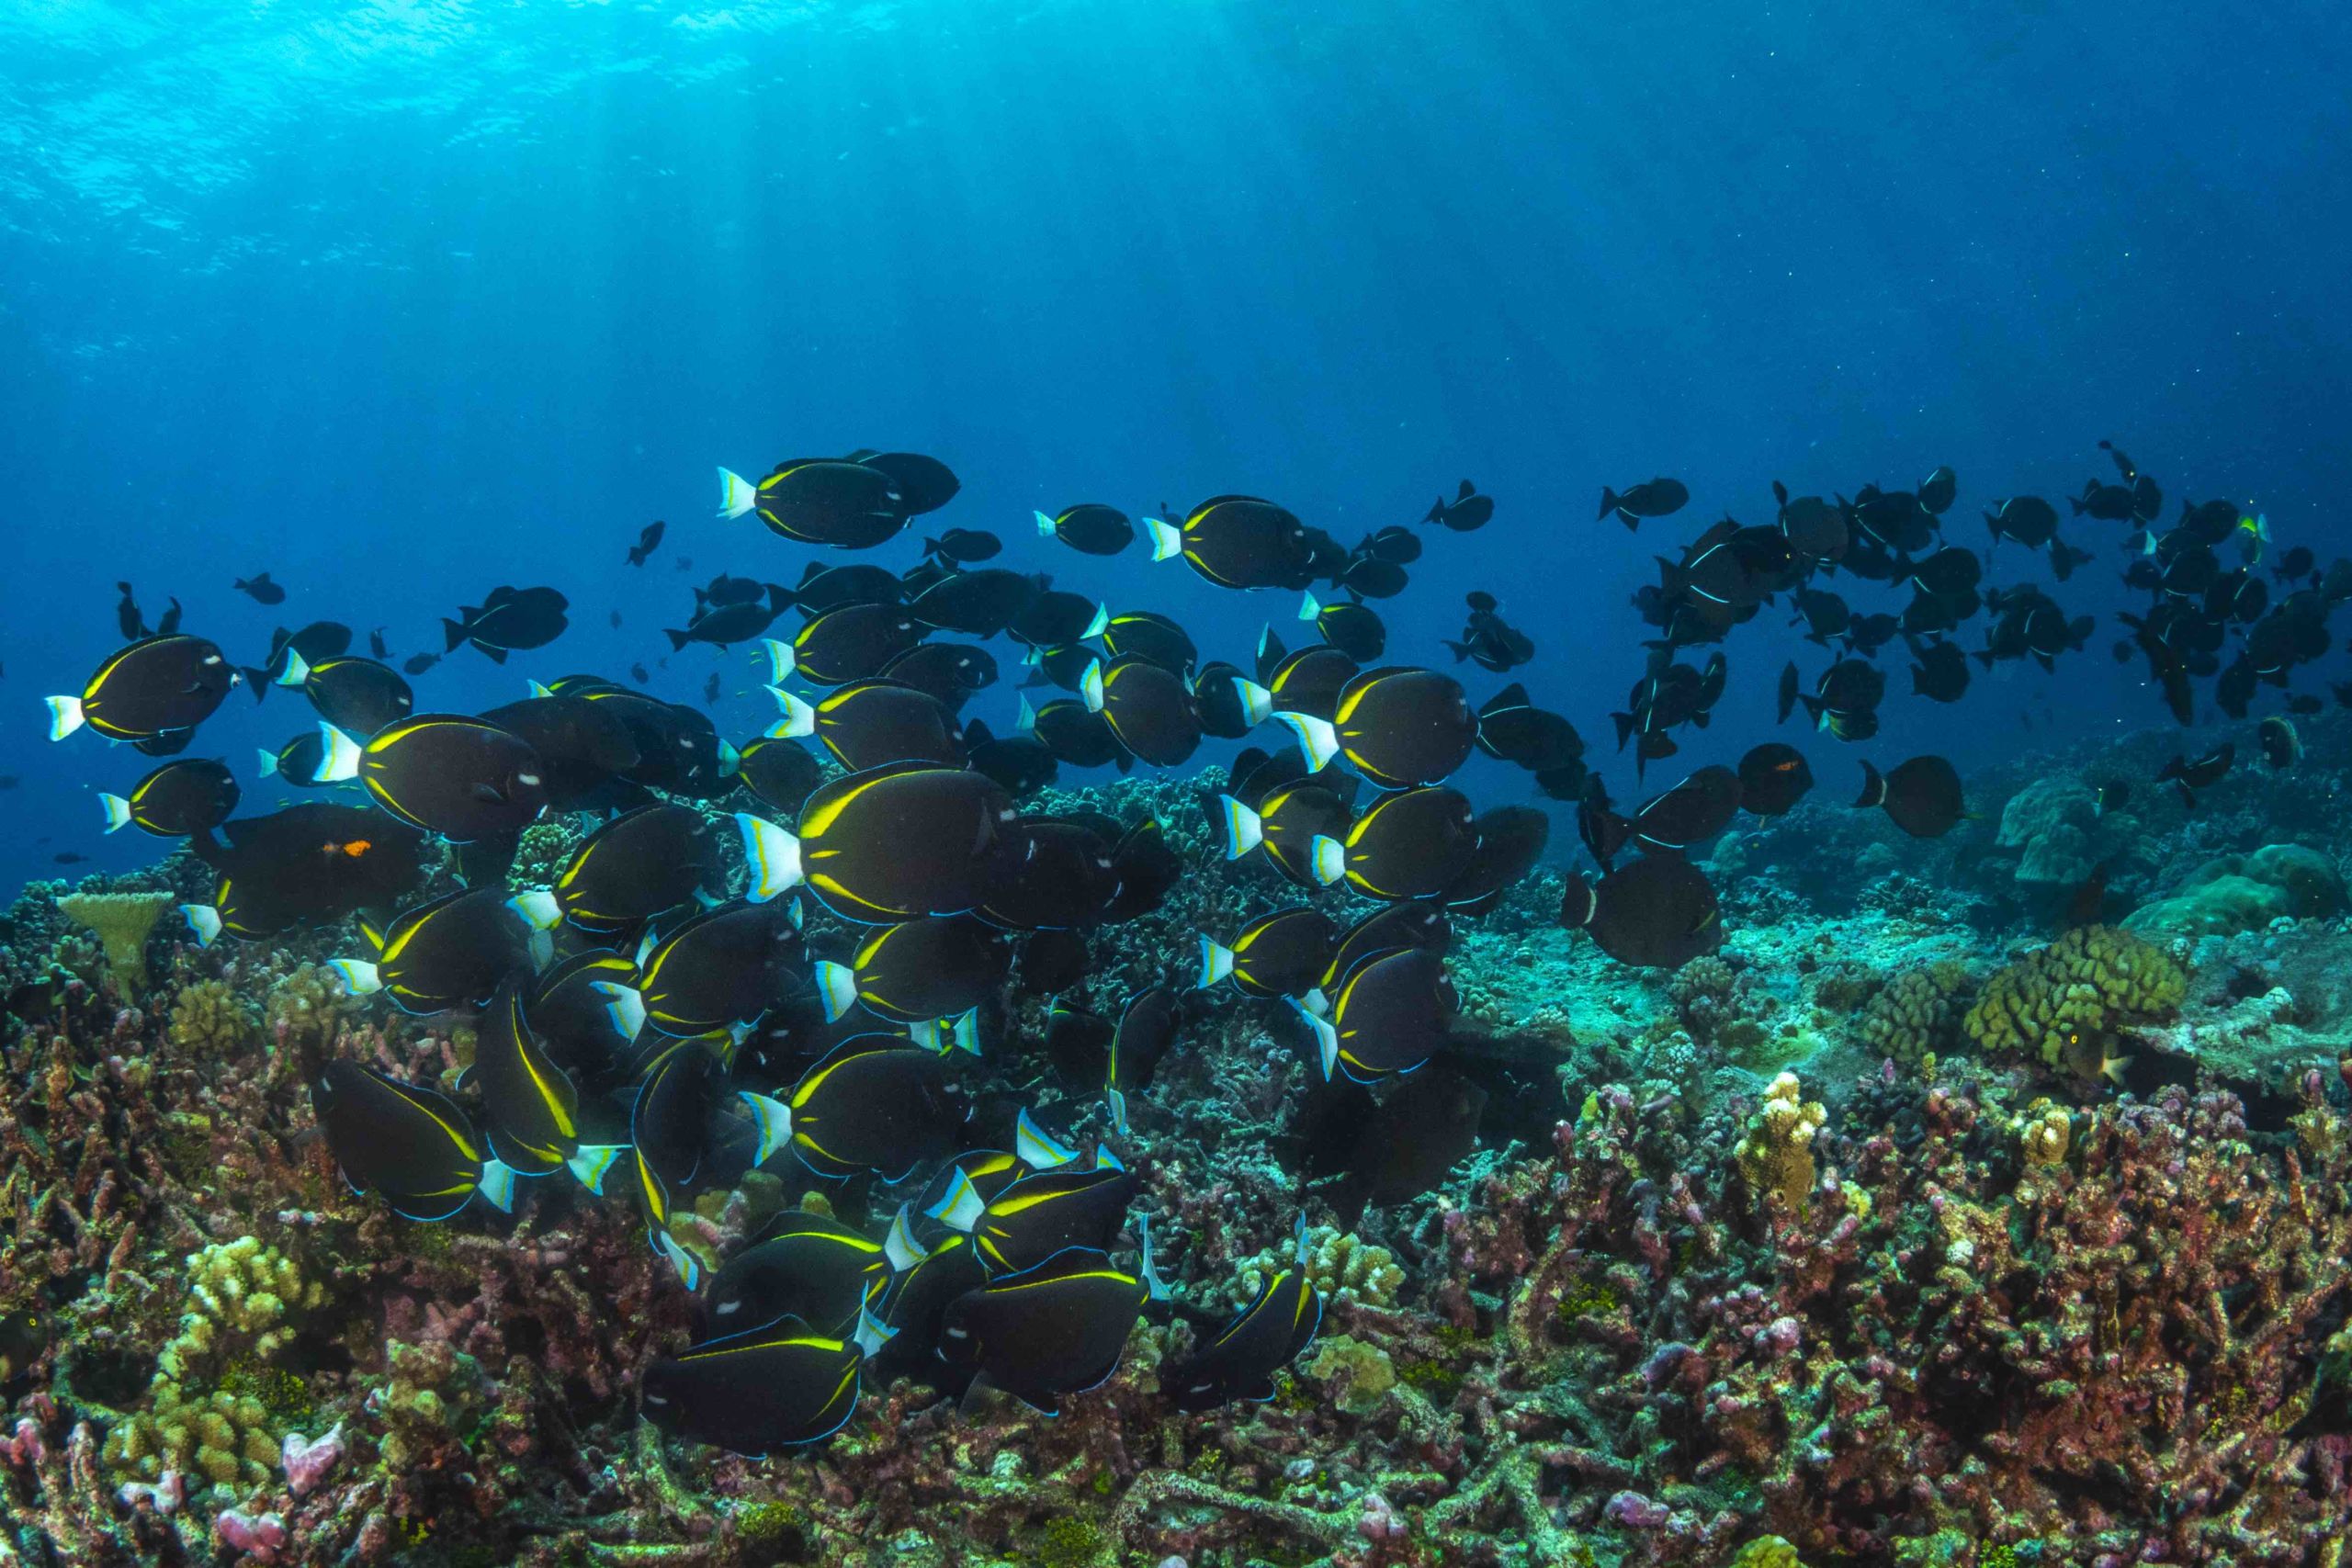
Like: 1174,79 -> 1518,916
1962,924 -> 2188,1070
1734,1070 -> 1825,1211
1226,1224 -> 1403,1309
167,978 -> 254,1057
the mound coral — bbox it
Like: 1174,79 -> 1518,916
1855,964 -> 1964,1066
2126,842 -> 2350,937
1227,1224 -> 1404,1309
1962,924 -> 2188,1070
166,979 -> 254,1056
55,891 -> 176,989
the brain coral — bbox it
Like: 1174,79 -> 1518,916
1962,924 -> 2188,1070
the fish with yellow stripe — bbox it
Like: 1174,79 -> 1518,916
99,758 -> 239,838
47,634 -> 239,743
936,1244 -> 1158,1413
592,898 -> 804,1043
552,804 -> 724,939
312,713 -> 549,842
1289,944 -> 1453,1084
734,761 -> 1015,924
459,972 -> 624,1190
1168,1215 -> 1323,1410
925,1128 -> 1135,1277
704,1210 -> 892,1337
311,1059 -> 515,1223
738,1040 -> 969,1182
641,1305 -> 897,1454
328,886 -> 561,1015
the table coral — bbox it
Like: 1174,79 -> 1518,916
55,891 -> 177,990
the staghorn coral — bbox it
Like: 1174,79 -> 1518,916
1226,1223 -> 1404,1309
166,978 -> 254,1057
1855,963 -> 1964,1066
1962,923 -> 2188,1070
1734,1070 -> 1825,1211
55,891 -> 177,990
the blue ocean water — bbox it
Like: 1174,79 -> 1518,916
4,0 -> 2349,892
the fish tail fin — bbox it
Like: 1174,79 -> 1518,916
1306,834 -> 1346,887
1558,874 -> 1596,930
566,1145 -> 626,1194
1216,795 -> 1263,859
180,905 -> 222,947
1235,679 -> 1272,728
314,723 -> 364,783
1035,509 -> 1057,538
736,1089 -> 795,1165
1292,997 -> 1340,1079
924,1167 -> 988,1232
44,696 -> 84,741
1015,694 -> 1039,734
1138,1213 -> 1173,1303
1297,591 -> 1321,623
1144,517 -> 1182,561
733,813 -> 804,901
885,1203 -> 931,1270
944,1008 -> 981,1056
655,1230 -> 701,1289
1196,935 -> 1236,988
764,686 -> 816,739
474,1160 -> 518,1214
755,638 -> 796,682
99,794 -> 131,834
589,981 -> 646,1042
1080,659 -> 1106,714
664,628 -> 690,652
442,618 -> 470,652
717,467 -> 757,519
812,960 -> 857,1022
1016,1107 -> 1080,1169
1598,488 -> 1619,522
327,959 -> 382,996
1081,602 -> 1110,639
277,648 -> 311,688
507,888 -> 560,931
854,1302 -> 898,1359
1272,711 -> 1340,771
256,746 -> 280,777
1855,761 -> 1887,807
2068,495 -> 2086,515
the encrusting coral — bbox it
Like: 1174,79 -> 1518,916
1962,923 -> 2188,1071
55,892 -> 176,989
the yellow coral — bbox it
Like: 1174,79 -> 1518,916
2015,1099 -> 2072,1168
263,963 -> 357,1053
1736,1071 -> 1825,1210
56,891 -> 177,988
1227,1224 -> 1404,1309
1962,925 -> 2188,1071
168,978 -> 255,1055
1858,966 -> 1961,1066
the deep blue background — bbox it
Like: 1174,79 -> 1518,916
5,0 -> 2349,892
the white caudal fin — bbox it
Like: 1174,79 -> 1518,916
45,696 -> 85,742
328,959 -> 382,996
475,1159 -> 518,1214
1272,711 -> 1340,772
812,961 -> 857,1023
1145,517 -> 1182,561
854,1302 -> 899,1359
1015,1107 -> 1080,1169
313,723 -> 364,783
1292,997 -> 1340,1079
99,795 -> 132,834
718,467 -> 757,519
734,813 -> 804,902
590,981 -> 646,1042
924,1167 -> 987,1233
1306,834 -> 1346,887
1080,602 -> 1110,639
1080,659 -> 1106,714
655,1229 -> 701,1289
1139,1213 -> 1172,1302
756,638 -> 795,682
1196,935 -> 1236,988
256,747 -> 280,777
277,648 -> 311,688
1297,592 -> 1321,622
566,1145 -> 626,1195
506,888 -> 560,931
737,1089 -> 794,1165
1216,795 -> 1262,859
528,679 -> 555,698
765,686 -> 816,739
1105,1087 -> 1129,1136
1034,509 -> 1057,537
1015,694 -> 1038,734
1236,679 -> 1273,728
884,1203 -> 931,1270
180,905 -> 222,948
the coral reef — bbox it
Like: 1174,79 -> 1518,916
1854,963 -> 1964,1066
2125,841 -> 2350,937
1962,923 -> 2188,1071
1227,1224 -> 1405,1310
56,892 -> 176,990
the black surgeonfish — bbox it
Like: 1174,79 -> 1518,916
182,803 -> 429,945
923,528 -> 1001,564
907,569 -> 1042,638
234,571 -> 287,604
628,520 -> 666,566
443,586 -> 569,660
317,714 -> 549,840
479,694 -> 644,809
100,758 -> 238,838
279,654 -> 413,735
641,1317 -> 886,1454
2155,743 -> 2233,793
737,762 -> 1014,923
1599,478 -> 1689,530
1559,855 -> 1723,970
555,805 -> 724,938
932,1156 -> 1137,1277
668,588 -> 787,651
1099,612 -> 1198,675
1441,807 -> 1550,916
312,1059 -> 513,1223
737,736 -> 828,818
719,457 -> 909,549
1908,637 -> 1972,703
463,971 -> 616,1185
48,635 -> 238,742
706,1210 -> 891,1337
813,916 -> 1011,1026
1917,465 -> 1958,515
1036,503 -> 1136,556
1293,945 -> 1452,1083
1108,985 -> 1182,1096
1799,659 -> 1885,742
1984,495 -> 2060,550
792,561 -> 905,615
1856,756 -> 1964,839
936,1246 -> 1149,1413
768,604 -> 929,687
1424,479 -> 1494,532
330,886 -> 560,1015
1736,743 -> 1814,817
1084,656 -> 1201,767
740,1040 -> 969,1181
1619,765 -> 1742,854
1169,1216 -> 1323,1410
1299,592 -> 1386,662
1772,481 -> 1849,562
1283,667 -> 1476,789
600,897 -> 804,1041
774,679 -> 964,773
1471,683 -> 1582,773
1199,908 -> 1336,999
1151,495 -> 1319,590
1329,784 -> 1477,900
248,622 -> 353,697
